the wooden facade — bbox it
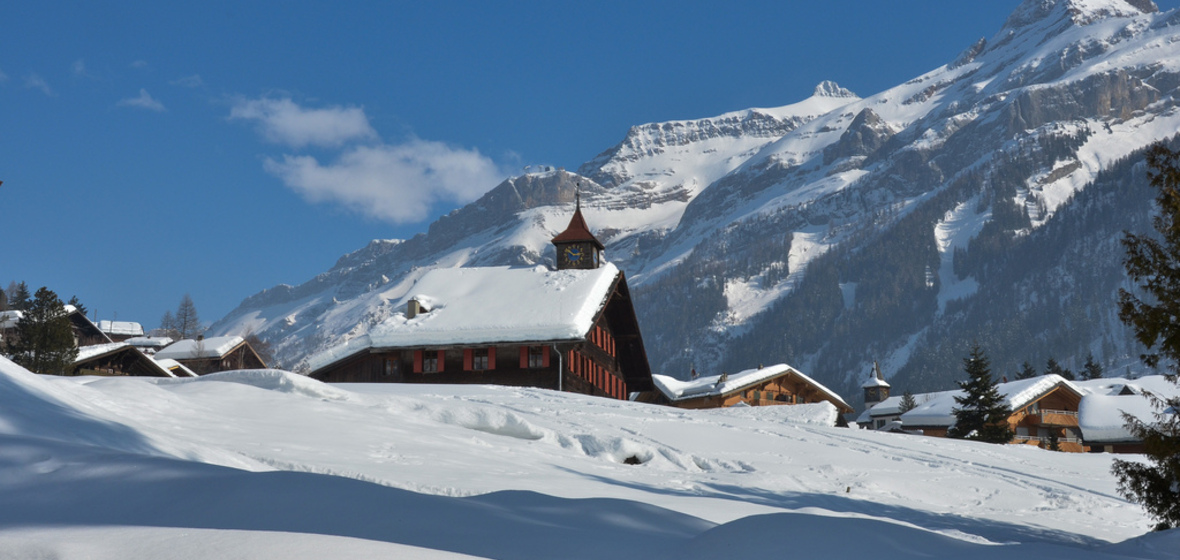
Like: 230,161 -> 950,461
903,382 -> 1087,452
311,274 -> 654,400
175,341 -> 268,375
639,365 -> 855,422
72,345 -> 172,378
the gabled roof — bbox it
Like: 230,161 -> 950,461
73,342 -> 174,377
96,320 -> 144,337
1076,375 -> 1180,443
551,203 -> 605,250
156,336 -> 246,360
154,358 -> 199,378
900,374 -> 1084,427
651,363 -> 853,412
308,264 -> 622,372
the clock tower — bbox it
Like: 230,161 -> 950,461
552,191 -> 604,270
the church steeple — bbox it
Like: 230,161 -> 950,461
552,188 -> 604,270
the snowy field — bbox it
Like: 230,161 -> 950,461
0,357 -> 1176,559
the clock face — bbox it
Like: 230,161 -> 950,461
564,245 -> 584,263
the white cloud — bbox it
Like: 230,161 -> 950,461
117,89 -> 166,112
229,97 -> 377,149
263,140 -> 506,223
24,74 -> 54,96
170,74 -> 204,88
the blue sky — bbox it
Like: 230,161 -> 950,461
3,0 -> 1169,331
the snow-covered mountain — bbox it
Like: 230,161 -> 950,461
211,0 -> 1180,399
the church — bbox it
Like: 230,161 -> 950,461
308,196 -> 654,399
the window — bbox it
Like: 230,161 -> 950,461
383,358 -> 398,377
422,353 -> 439,373
529,347 -> 545,368
472,349 -> 489,370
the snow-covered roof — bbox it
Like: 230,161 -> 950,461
651,363 -> 852,411
1077,376 -> 1180,443
862,375 -> 890,389
900,374 -> 1083,427
96,320 -> 144,337
126,336 -> 174,348
308,264 -> 621,372
154,358 -> 198,378
75,342 -> 132,363
156,336 -> 246,360
0,310 -> 22,329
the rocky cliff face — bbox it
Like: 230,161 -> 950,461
211,0 -> 1180,400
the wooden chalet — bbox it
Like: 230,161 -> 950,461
895,374 -> 1088,452
1078,376 -> 1180,453
0,306 -> 111,350
308,199 -> 654,400
638,364 -> 854,421
155,335 -> 268,375
72,343 -> 174,377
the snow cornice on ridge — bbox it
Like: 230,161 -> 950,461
1003,0 -> 1156,31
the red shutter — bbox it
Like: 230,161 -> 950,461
488,347 -> 496,370
542,348 -> 550,368
413,350 -> 423,373
437,350 -> 446,372
520,347 -> 528,369
463,349 -> 473,371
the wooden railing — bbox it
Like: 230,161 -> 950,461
1035,409 -> 1079,426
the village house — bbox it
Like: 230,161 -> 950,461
124,336 -> 174,355
1076,376 -> 1180,454
72,342 -> 175,378
307,197 -> 654,400
879,374 -> 1087,452
639,364 -> 854,422
95,320 -> 145,342
155,335 -> 268,375
1,306 -> 112,350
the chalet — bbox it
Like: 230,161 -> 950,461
308,197 -> 654,400
96,320 -> 145,342
0,306 -> 111,349
153,358 -> 199,378
896,374 -> 1087,452
155,335 -> 268,374
1077,376 -> 1180,454
72,343 -> 174,377
641,364 -> 854,420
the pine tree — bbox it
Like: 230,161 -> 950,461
8,282 -> 31,311
67,295 -> 88,317
1082,353 -> 1104,380
1045,357 -> 1075,381
1115,142 -> 1180,531
898,390 -> 918,413
949,345 -> 1014,444
173,294 -> 203,340
12,287 -> 78,375
1016,361 -> 1038,380
0,286 -> 8,311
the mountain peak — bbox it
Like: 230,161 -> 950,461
813,80 -> 857,98
1003,0 -> 1156,29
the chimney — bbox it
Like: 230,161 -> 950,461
407,299 -> 421,319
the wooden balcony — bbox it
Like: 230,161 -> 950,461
1033,409 -> 1079,427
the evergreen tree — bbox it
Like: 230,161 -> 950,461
1045,430 -> 1061,452
67,295 -> 88,317
948,345 -> 1014,443
898,390 -> 918,414
0,286 -> 8,311
1045,357 -> 1075,381
1115,142 -> 1180,531
12,287 -> 78,375
1082,353 -> 1104,380
8,282 -> 31,311
173,294 -> 203,340
1016,361 -> 1038,380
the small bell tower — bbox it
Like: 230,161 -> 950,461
862,361 -> 891,410
552,190 -> 605,270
